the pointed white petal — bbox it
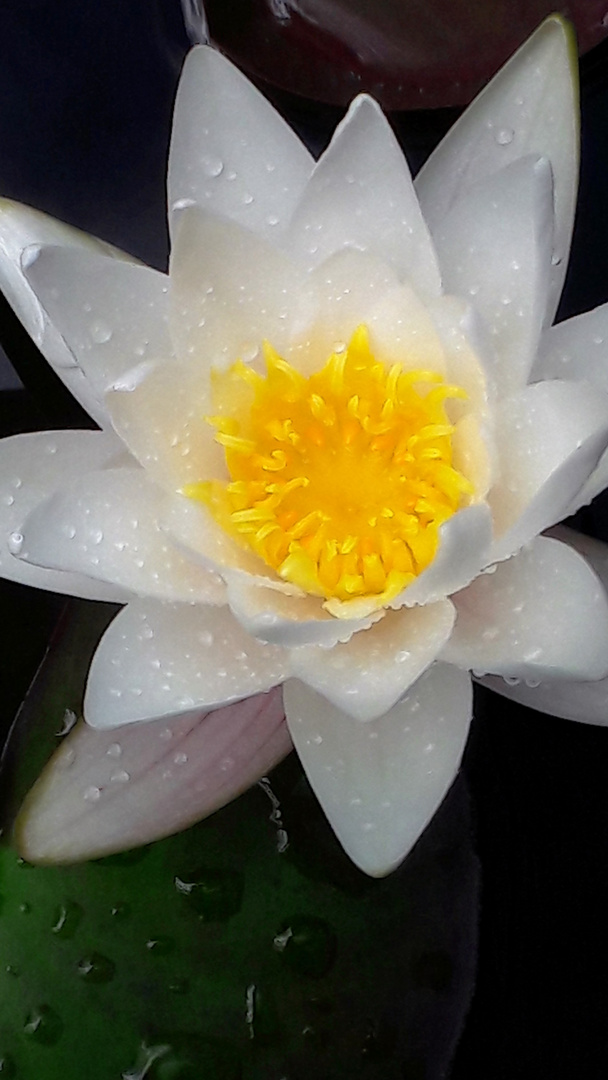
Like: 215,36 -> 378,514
168,46 -> 312,239
0,429 -> 128,600
416,14 -> 578,324
17,690 -> 291,863
84,600 -> 288,728
286,95 -> 441,296
434,156 -> 553,394
24,246 -> 171,398
480,672 -> 608,727
169,208 -> 316,369
489,380 -> 608,561
226,575 -> 382,647
284,663 -> 472,877
444,535 -> 608,682
533,304 -> 608,511
392,505 -> 493,608
289,601 -> 456,721
0,199 -> 133,426
365,281 -> 447,373
19,468 -> 225,603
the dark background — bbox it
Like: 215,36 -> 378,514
1,2 -> 608,1076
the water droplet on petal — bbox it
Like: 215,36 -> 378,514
201,155 -> 224,177
7,532 -> 23,555
89,320 -> 113,344
496,127 -> 514,145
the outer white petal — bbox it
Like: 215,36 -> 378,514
169,208 -> 316,369
226,575 -> 383,647
416,14 -> 578,326
283,663 -> 472,877
433,156 -> 553,394
489,380 -> 608,561
18,468 -> 225,604
289,601 -> 456,721
18,690 -> 291,863
84,600 -> 288,728
24,246 -> 171,398
168,46 -> 313,240
443,535 -> 608,682
0,199 -> 132,427
0,429 -> 128,601
533,304 -> 608,509
285,95 -> 441,297
480,672 -> 608,727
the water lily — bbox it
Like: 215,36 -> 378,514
3,14 -> 608,877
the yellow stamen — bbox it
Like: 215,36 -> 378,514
186,325 -> 475,611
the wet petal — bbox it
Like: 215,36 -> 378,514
289,601 -> 456,721
24,246 -> 171,398
19,468 -> 225,604
283,662 -> 472,876
416,14 -> 578,325
169,208 -> 316,370
286,95 -> 441,297
489,380 -> 608,561
168,45 -> 312,240
392,504 -> 493,608
0,429 -> 128,600
481,672 -> 608,727
444,535 -> 608,682
0,199 -> 132,427
84,601 -> 288,728
226,575 -> 382,647
433,155 -> 553,394
17,689 -> 291,863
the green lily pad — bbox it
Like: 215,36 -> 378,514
0,600 -> 479,1078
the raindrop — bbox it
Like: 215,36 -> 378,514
173,752 -> 188,766
495,127 -> 514,145
83,785 -> 101,803
7,532 -> 23,555
172,196 -> 196,211
56,708 -> 77,737
145,935 -> 175,956
110,770 -> 130,784
77,952 -> 116,984
106,742 -> 122,758
201,155 -> 224,178
274,915 -> 337,977
51,900 -> 83,939
23,1005 -> 63,1045
551,253 -> 562,267
199,630 -> 214,646
159,727 -> 173,741
242,192 -> 254,205
89,320 -> 113,344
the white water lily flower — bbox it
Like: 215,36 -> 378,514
4,15 -> 608,876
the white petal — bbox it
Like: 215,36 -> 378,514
285,95 -> 441,296
18,690 -> 291,863
169,208 -> 316,369
433,156 -> 553,394
443,535 -> 608,681
84,600 -> 288,728
19,468 -> 225,603
289,601 -> 456,721
24,246 -> 171,398
284,663 -> 472,876
168,46 -> 313,239
489,380 -> 608,561
0,199 -> 132,427
416,14 -> 578,325
480,672 -> 608,727
0,429 -> 128,600
365,281 -> 448,373
393,504 -> 493,608
533,304 -> 608,509
226,575 -> 383,647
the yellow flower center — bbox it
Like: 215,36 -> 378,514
184,326 -> 473,611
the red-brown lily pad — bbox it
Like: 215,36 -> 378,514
203,0 -> 608,108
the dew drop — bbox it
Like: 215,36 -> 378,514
51,900 -> 83,939
7,532 -> 23,555
199,630 -> 214,646
110,769 -> 130,784
145,935 -> 175,956
23,1004 -> 63,1045
83,785 -> 101,803
173,752 -> 188,766
106,742 -> 122,758
496,127 -> 514,145
89,320 -> 113,344
201,155 -> 224,178
77,952 -> 116,984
